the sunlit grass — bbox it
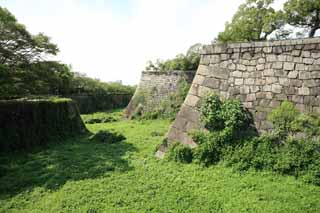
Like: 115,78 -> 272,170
0,110 -> 319,212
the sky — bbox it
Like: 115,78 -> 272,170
0,0 -> 286,85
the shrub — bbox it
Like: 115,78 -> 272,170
90,130 -> 126,144
267,101 -> 299,136
167,143 -> 193,163
199,93 -> 252,133
199,93 -> 223,131
180,94 -> 320,185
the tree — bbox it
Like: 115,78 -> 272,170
0,7 -> 58,68
284,0 -> 320,38
145,43 -> 202,72
217,0 -> 285,42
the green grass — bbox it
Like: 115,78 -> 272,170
0,110 -> 320,212
81,109 -> 123,123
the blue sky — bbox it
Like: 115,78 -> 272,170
0,0 -> 286,85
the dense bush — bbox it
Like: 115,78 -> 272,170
89,130 -> 126,144
167,143 -> 193,163
168,94 -> 320,185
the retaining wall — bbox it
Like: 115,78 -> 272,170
125,71 -> 196,118
158,37 -> 320,157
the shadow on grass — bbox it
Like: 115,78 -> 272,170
0,134 -> 137,199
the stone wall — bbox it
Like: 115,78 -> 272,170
124,70 -> 196,118
158,37 -> 320,157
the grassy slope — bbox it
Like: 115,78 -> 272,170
0,111 -> 320,212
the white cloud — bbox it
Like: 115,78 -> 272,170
1,0 -> 249,85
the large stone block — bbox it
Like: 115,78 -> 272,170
271,84 -> 282,93
202,77 -> 220,89
198,85 -> 213,97
284,62 -> 295,70
185,95 -> 200,107
179,105 -> 200,123
235,78 -> 244,85
209,66 -> 230,79
193,74 -> 205,85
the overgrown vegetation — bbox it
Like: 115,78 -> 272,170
168,94 -> 320,185
1,110 -> 319,212
145,43 -> 202,72
167,143 -> 193,164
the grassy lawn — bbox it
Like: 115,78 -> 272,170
0,110 -> 320,212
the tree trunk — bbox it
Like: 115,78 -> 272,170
309,27 -> 319,38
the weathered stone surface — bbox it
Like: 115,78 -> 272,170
184,95 -> 200,107
231,71 -> 243,78
235,78 -> 244,85
193,74 -> 205,85
246,94 -> 256,101
299,71 -> 311,79
126,70 -> 196,119
288,71 -> 298,79
209,66 -> 229,79
271,84 -> 282,93
202,77 -> 220,89
272,62 -> 283,69
284,62 -> 295,71
198,85 -> 213,97
263,69 -> 275,77
266,77 -> 278,84
245,78 -> 255,85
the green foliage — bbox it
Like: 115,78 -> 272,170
1,112 -> 320,212
284,0 -> 320,37
167,142 -> 193,163
81,110 -> 123,124
0,7 -> 135,98
199,93 -> 252,132
90,130 -> 126,144
267,101 -> 299,135
217,0 -> 285,42
70,72 -> 135,95
192,96 -> 320,185
0,7 -> 58,67
268,101 -> 320,137
145,44 -> 202,72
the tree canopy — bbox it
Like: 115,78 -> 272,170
0,7 -> 58,68
145,44 -> 202,72
284,0 -> 320,38
217,0 -> 285,42
0,6 -> 134,97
